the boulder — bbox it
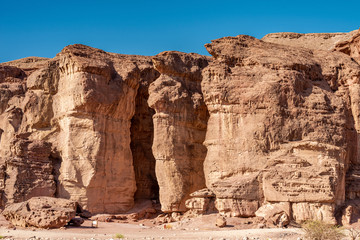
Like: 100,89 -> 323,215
255,202 -> 290,227
185,188 -> 216,214
68,217 -> 85,227
341,205 -> 353,226
292,202 -> 336,225
215,198 -> 259,217
2,197 -> 77,228
215,215 -> 227,228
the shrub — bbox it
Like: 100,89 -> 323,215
113,233 -> 124,239
164,224 -> 172,229
302,220 -> 344,240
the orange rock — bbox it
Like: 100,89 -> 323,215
148,51 -> 209,212
1,29 -> 360,224
201,33 -> 360,221
215,216 -> 226,228
2,197 -> 77,228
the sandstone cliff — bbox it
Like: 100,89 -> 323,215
131,59 -> 160,200
262,28 -> 360,64
201,34 -> 360,222
1,29 -> 360,225
148,51 -> 209,212
0,46 -> 157,213
262,30 -> 358,51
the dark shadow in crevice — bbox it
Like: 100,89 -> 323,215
130,67 -> 160,202
50,150 -> 64,198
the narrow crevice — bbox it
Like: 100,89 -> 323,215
131,67 -> 160,202
50,150 -> 63,198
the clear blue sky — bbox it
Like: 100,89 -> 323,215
1,0 -> 359,62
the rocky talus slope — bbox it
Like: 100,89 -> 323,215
1,28 -> 360,224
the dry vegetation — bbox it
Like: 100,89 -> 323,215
302,220 -> 344,240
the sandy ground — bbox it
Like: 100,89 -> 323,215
0,222 -> 303,240
3,198 -> 360,240
0,214 -> 305,240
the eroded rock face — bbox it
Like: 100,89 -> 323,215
2,197 -> 77,228
185,188 -> 216,214
1,29 -> 360,224
201,34 -> 360,221
0,45 -> 158,214
44,46 -> 147,213
255,202 -> 290,227
334,29 -> 360,64
0,62 -> 39,160
5,139 -> 56,204
131,61 -> 160,200
262,30 -> 358,51
148,51 -> 209,212
262,29 -> 360,65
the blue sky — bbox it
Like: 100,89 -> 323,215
1,0 -> 359,62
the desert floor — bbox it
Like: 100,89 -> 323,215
0,213 -> 306,240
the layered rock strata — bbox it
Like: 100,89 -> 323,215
201,34 -> 360,222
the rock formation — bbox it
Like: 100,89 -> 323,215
1,28 -> 360,225
201,32 -> 360,222
261,30 -> 358,51
2,197 -> 77,228
262,28 -> 360,64
5,139 -> 56,204
148,51 -> 209,212
131,60 -> 160,200
185,188 -> 216,214
334,30 -> 360,64
0,46 -> 157,214
255,202 -> 290,227
53,45 -> 142,213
